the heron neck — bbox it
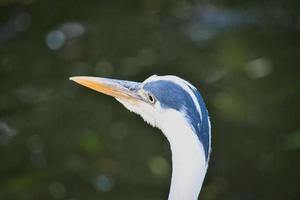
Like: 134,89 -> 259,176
159,111 -> 207,200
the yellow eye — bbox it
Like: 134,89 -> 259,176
147,93 -> 156,104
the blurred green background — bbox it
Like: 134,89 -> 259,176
0,0 -> 299,199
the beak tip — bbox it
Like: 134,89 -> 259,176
69,76 -> 81,82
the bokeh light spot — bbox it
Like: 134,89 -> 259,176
148,156 -> 169,177
245,58 -> 272,79
0,121 -> 17,145
93,174 -> 114,192
46,30 -> 65,50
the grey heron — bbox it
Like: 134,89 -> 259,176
70,75 -> 211,200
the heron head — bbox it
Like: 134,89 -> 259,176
70,75 -> 193,126
70,75 -> 210,158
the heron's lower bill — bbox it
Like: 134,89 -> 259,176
69,76 -> 142,102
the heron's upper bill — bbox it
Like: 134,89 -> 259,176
69,76 -> 142,101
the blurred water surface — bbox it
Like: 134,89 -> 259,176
0,0 -> 300,200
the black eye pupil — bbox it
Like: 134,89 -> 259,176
148,94 -> 154,103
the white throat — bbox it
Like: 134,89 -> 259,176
117,99 -> 208,200
158,109 -> 208,200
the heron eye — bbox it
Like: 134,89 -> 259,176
147,93 -> 156,104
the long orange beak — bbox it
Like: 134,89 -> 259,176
69,76 -> 142,101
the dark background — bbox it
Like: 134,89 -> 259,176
0,0 -> 299,199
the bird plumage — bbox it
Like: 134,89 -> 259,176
70,75 -> 211,200
141,75 -> 211,160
